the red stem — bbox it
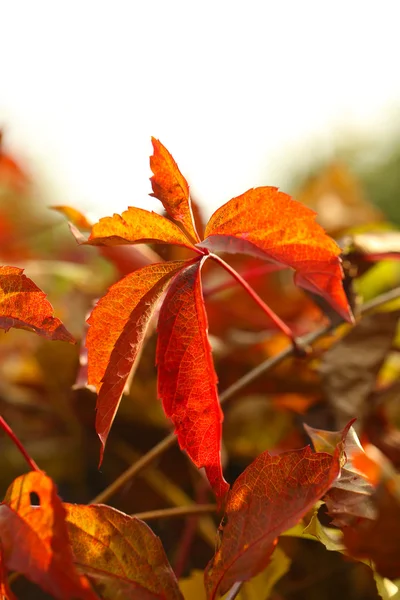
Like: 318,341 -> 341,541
0,415 -> 40,472
209,253 -> 299,347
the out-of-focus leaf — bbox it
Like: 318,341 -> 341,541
305,422 -> 376,526
0,472 -> 97,599
51,205 -> 93,230
157,258 -> 229,502
150,138 -> 200,243
303,509 -> 345,553
343,483 -> 400,579
320,310 -> 400,427
200,186 -> 352,322
204,443 -> 342,599
65,503 -> 184,600
374,573 -> 400,600
86,261 -> 187,461
0,266 -> 75,343
237,545 -> 291,600
180,547 -> 290,600
0,544 -> 16,600
0,131 -> 29,192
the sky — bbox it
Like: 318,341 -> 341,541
1,1 -> 400,221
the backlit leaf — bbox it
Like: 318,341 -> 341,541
204,443 -> 342,599
65,503 -> 184,600
0,266 -> 75,342
87,206 -> 195,251
200,187 -> 352,321
157,257 -> 229,502
51,205 -> 93,230
0,472 -> 97,599
305,421 -> 376,526
87,261 -> 187,460
150,138 -> 200,243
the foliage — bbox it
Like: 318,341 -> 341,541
0,132 -> 400,598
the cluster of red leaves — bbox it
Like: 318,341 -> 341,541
81,138 -> 352,502
0,437 -> 347,598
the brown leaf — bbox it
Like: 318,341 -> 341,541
65,503 -> 184,600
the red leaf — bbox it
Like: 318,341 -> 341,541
200,187 -> 352,322
0,544 -> 16,600
87,206 -> 195,251
204,445 -> 342,599
0,132 -> 28,192
87,261 -> 188,460
0,266 -> 75,342
0,472 -> 97,600
150,138 -> 200,243
65,504 -> 184,600
157,257 -> 229,502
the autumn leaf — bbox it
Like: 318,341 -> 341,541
0,266 -> 75,342
87,261 -> 188,460
150,137 -> 200,244
0,544 -> 16,600
199,186 -> 352,321
81,137 -> 350,502
157,257 -> 229,500
0,131 -> 28,192
204,443 -> 343,599
87,206 -> 196,251
65,503 -> 184,600
305,421 -> 377,526
0,472 -> 97,600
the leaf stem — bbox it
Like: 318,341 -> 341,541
209,253 -> 303,353
0,415 -> 40,472
132,503 -> 217,521
90,285 -> 400,505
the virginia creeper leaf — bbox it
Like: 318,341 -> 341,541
87,261 -> 188,460
65,504 -> 184,600
0,472 -> 97,600
51,205 -> 93,230
150,138 -> 200,243
200,187 -> 352,321
204,444 -> 342,599
305,421 -> 377,525
157,257 -> 229,501
0,266 -> 75,342
0,544 -> 16,600
87,206 -> 195,251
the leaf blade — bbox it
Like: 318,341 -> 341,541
87,206 -> 196,251
201,187 -> 351,321
150,138 -> 200,243
0,472 -> 97,600
87,261 -> 188,459
0,266 -> 75,342
204,444 -> 341,599
156,257 -> 229,501
65,503 -> 184,600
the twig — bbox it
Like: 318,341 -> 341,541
90,285 -> 400,505
132,503 -> 217,521
0,415 -> 40,472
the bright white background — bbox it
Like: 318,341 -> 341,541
1,1 -> 400,220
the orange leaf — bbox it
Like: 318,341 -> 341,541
87,206 -> 196,251
204,445 -> 341,599
0,472 -> 97,600
157,257 -> 229,502
51,205 -> 93,230
87,261 -> 188,459
150,138 -> 200,243
201,187 -> 352,321
0,266 -> 75,342
65,504 -> 184,600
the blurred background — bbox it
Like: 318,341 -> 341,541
2,2 -> 400,598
